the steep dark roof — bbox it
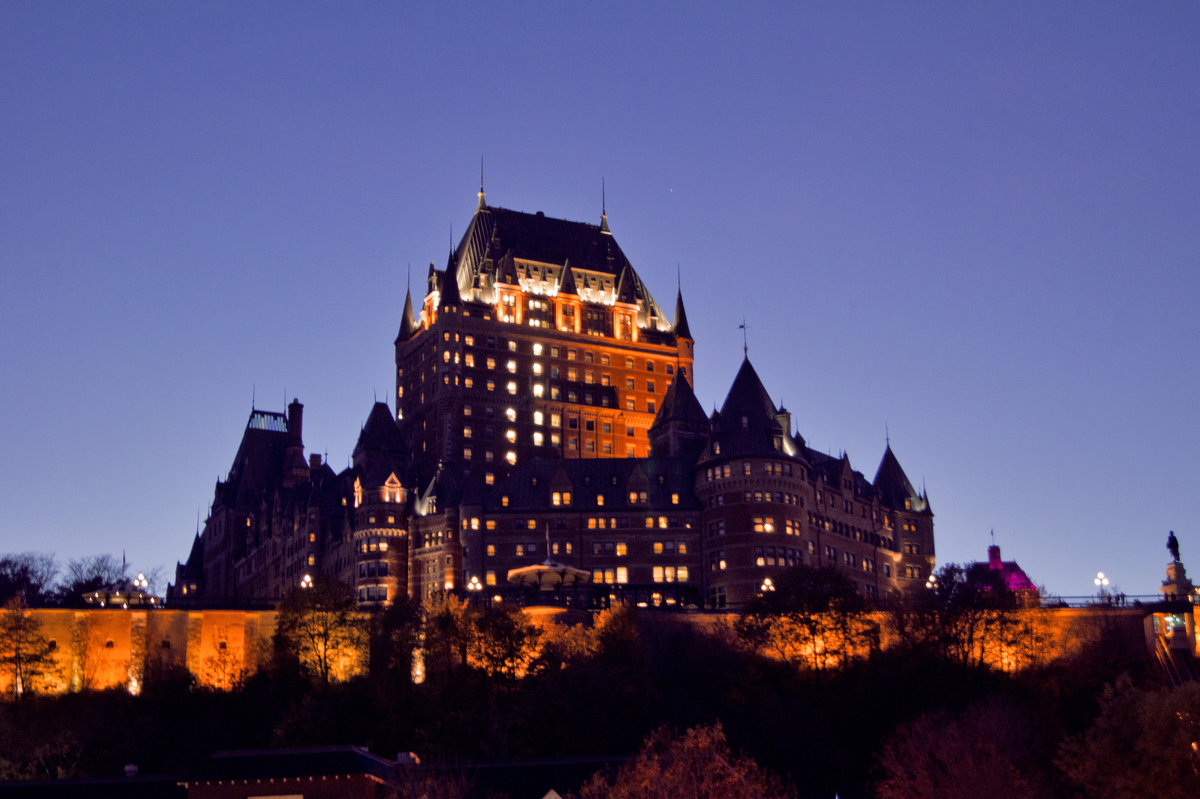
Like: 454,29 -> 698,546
179,534 -> 204,580
673,287 -> 692,339
460,206 -> 635,277
439,265 -> 461,305
649,371 -> 709,433
218,410 -> 291,507
353,402 -> 407,463
701,358 -> 805,462
395,287 -> 417,344
873,445 -> 924,510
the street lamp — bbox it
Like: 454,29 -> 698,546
760,577 -> 775,594
925,573 -> 939,591
466,575 -> 482,592
1094,571 -> 1109,602
300,574 -> 313,589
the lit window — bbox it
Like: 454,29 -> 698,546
616,566 -> 628,583
506,407 -> 517,421
616,542 -> 627,556
506,360 -> 517,373
533,383 -> 544,397
533,342 -> 543,355
533,432 -> 544,446
506,381 -> 517,394
505,429 -> 517,442
505,451 -> 517,465
485,472 -> 494,485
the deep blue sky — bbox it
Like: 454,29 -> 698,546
2,2 -> 1196,598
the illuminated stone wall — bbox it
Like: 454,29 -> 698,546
0,608 -> 277,696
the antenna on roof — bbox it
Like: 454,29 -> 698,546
885,421 -> 890,447
677,261 -> 681,291
738,318 -> 748,357
990,528 -> 996,545
251,384 -> 256,411
196,507 -> 200,535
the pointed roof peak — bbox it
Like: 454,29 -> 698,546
600,178 -> 611,234
395,286 -> 417,344
673,284 -> 692,340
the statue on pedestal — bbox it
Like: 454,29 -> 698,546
1168,530 -> 1181,563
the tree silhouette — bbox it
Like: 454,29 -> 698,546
0,596 -> 60,699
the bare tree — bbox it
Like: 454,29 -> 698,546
0,597 -> 60,699
0,553 -> 59,606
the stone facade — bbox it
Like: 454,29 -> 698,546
171,196 -> 935,610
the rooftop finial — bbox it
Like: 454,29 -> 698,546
477,156 -> 486,209
990,528 -> 996,546
676,261 -> 681,291
885,421 -> 890,447
739,318 -> 748,357
600,178 -> 610,233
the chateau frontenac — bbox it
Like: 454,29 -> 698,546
170,191 -> 935,610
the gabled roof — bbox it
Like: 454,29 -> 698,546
558,258 -> 578,295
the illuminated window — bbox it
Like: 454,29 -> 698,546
506,381 -> 517,394
501,495 -> 509,507
550,413 -> 561,427
486,570 -> 497,586
533,432 -> 544,446
463,447 -> 472,459
486,544 -> 496,557
505,451 -> 517,465
533,342 -> 543,355
463,425 -> 473,438
616,566 -> 628,583
506,360 -> 517,373
677,566 -> 688,582
615,542 -> 627,556
505,429 -> 517,442
533,411 -> 544,425
533,383 -> 544,397
487,357 -> 496,370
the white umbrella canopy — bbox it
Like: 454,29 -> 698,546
506,559 -> 591,590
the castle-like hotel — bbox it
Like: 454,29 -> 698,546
170,191 -> 935,610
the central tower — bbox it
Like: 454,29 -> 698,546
395,193 -> 694,490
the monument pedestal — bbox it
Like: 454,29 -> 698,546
1160,560 -> 1195,602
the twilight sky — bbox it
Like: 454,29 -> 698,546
1,2 -> 1196,598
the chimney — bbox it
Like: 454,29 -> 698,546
988,545 -> 1002,570
309,453 -> 322,470
287,399 -> 303,446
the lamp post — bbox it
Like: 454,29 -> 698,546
760,577 -> 775,594
925,573 -> 939,591
1094,571 -> 1110,603
300,573 -> 313,590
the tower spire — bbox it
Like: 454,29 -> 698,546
739,318 -> 748,357
600,178 -> 610,233
477,156 -> 486,209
